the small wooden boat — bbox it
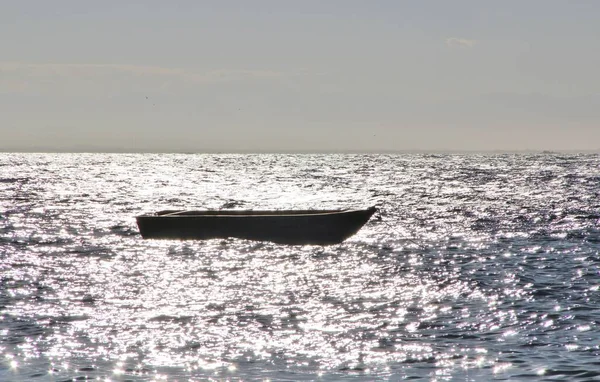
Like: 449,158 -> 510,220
136,207 -> 376,245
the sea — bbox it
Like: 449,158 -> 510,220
1,152 -> 600,382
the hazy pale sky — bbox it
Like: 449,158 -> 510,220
1,0 -> 599,152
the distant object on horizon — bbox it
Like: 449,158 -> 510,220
136,207 -> 377,245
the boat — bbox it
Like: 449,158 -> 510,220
136,207 -> 377,245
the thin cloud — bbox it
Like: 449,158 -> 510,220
0,62 -> 287,80
445,37 -> 477,49
0,62 -> 291,94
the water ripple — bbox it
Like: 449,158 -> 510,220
1,152 -> 599,381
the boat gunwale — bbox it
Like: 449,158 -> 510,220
137,207 -> 375,219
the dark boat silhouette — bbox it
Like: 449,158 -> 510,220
136,207 -> 376,245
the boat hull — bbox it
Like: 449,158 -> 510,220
136,207 -> 376,245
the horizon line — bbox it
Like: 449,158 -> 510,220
1,148 -> 599,155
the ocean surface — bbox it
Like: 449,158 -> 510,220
1,153 -> 600,381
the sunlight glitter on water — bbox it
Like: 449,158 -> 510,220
2,153 -> 600,380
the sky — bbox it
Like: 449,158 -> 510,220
1,0 -> 599,152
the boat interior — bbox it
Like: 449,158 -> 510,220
152,209 -> 347,217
